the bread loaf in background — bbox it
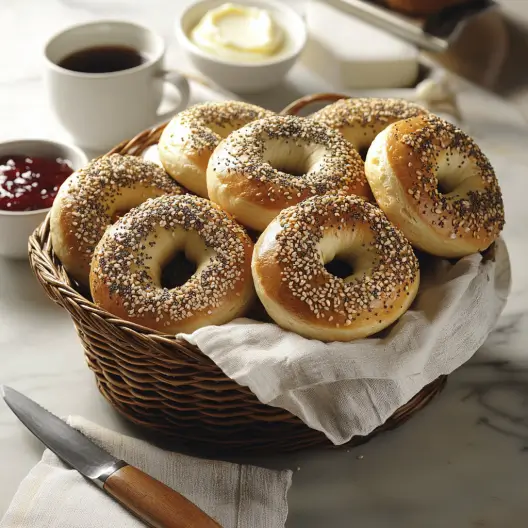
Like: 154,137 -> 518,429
384,0 -> 470,16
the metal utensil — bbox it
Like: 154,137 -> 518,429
2,386 -> 222,528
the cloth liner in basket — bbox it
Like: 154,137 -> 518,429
28,93 -> 510,453
178,238 -> 510,445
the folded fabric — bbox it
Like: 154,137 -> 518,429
0,416 -> 292,528
181,238 -> 511,446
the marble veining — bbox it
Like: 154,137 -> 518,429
1,1 -> 528,527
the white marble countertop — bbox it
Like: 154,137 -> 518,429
2,1 -> 528,527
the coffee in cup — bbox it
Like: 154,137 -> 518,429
44,21 -> 190,152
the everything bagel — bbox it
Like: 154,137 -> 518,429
50,154 -> 184,285
365,114 -> 505,257
207,114 -> 372,232
90,194 -> 255,333
158,101 -> 273,197
252,194 -> 420,341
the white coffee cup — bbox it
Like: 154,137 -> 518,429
44,20 -> 190,151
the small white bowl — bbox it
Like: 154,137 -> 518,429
0,139 -> 88,260
176,0 -> 307,94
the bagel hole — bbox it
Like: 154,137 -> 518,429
263,139 -> 313,177
437,175 -> 461,195
435,150 -> 472,195
161,251 -> 197,288
358,146 -> 370,161
111,209 -> 129,223
208,122 -> 238,139
324,258 -> 354,279
437,180 -> 453,194
274,166 -> 305,177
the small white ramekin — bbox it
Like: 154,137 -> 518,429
0,139 -> 88,260
176,0 -> 307,94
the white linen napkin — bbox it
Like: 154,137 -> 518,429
0,416 -> 292,528
180,238 -> 511,446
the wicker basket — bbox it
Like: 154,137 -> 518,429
28,94 -> 447,453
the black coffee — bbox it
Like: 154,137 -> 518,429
58,45 -> 145,73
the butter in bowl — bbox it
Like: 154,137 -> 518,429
176,0 -> 307,93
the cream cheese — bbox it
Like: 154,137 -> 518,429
191,3 -> 284,62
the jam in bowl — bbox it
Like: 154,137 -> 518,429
0,155 -> 74,212
0,139 -> 88,259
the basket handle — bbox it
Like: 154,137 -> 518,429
280,93 -> 350,116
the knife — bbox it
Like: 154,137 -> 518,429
2,386 -> 222,528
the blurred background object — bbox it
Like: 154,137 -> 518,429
384,0 -> 479,16
315,0 -> 528,120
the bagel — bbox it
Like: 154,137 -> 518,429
207,114 -> 372,232
252,194 -> 420,341
50,154 -> 184,285
311,97 -> 427,158
90,194 -> 255,334
158,101 -> 274,197
365,114 -> 505,257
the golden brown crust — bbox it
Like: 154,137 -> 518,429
207,115 -> 372,232
50,154 -> 184,285
90,194 -> 255,334
210,157 -> 369,213
311,97 -> 428,153
252,194 -> 420,341
365,114 -> 505,257
158,101 -> 274,197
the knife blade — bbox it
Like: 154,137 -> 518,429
2,386 -> 222,528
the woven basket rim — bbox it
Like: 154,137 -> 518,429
49,223 -> 189,339
26,92 -> 463,451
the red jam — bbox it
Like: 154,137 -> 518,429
0,155 -> 74,212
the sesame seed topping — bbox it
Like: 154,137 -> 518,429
312,97 -> 427,130
91,194 -> 252,328
161,101 -> 274,155
258,194 -> 419,326
210,114 -> 370,211
311,98 -> 427,154
54,154 -> 185,282
392,114 -> 505,243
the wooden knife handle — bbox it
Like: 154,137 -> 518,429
103,465 -> 222,528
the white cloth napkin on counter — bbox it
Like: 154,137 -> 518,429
0,417 -> 292,528
180,238 -> 511,446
